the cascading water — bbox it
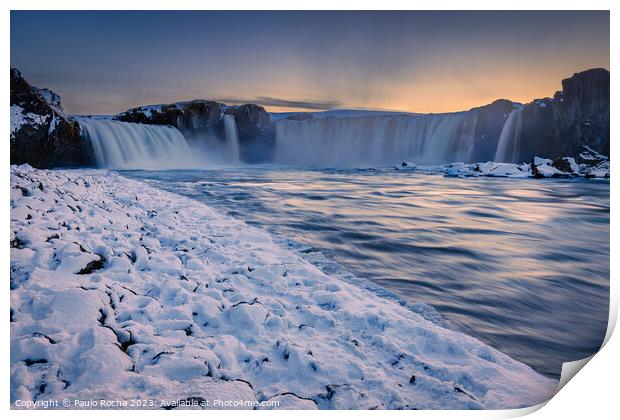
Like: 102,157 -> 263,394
273,113 -> 480,166
223,115 -> 241,164
78,118 -> 196,169
494,107 -> 524,163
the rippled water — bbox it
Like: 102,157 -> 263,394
124,166 -> 609,379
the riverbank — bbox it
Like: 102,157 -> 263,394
10,165 -> 557,409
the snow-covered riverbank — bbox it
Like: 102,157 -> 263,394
10,165 -> 557,409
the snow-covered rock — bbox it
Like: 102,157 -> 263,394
530,149 -> 609,179
443,162 -> 530,178
34,87 -> 64,117
10,68 -> 89,167
10,166 -> 557,409
552,157 -> 580,174
11,105 -> 49,135
578,145 -> 608,167
411,151 -> 609,179
530,157 -> 565,178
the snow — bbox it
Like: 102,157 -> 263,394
35,87 -> 64,116
10,165 -> 558,409
533,156 -> 552,166
114,104 -> 165,120
442,162 -> 530,178
562,157 -> 580,173
437,157 -> 609,179
579,145 -> 608,164
10,105 -> 49,137
47,115 -> 58,135
533,162 -> 563,177
135,105 -> 164,118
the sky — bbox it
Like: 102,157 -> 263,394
10,11 -> 609,115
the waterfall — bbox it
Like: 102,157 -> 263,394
274,113 -> 479,166
494,108 -> 523,163
78,118 -> 196,169
223,115 -> 240,164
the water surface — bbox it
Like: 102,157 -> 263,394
124,166 -> 609,379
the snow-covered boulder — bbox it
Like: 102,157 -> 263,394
530,158 -> 565,178
530,149 -> 609,179
443,162 -> 529,178
552,157 -> 580,174
577,146 -> 610,178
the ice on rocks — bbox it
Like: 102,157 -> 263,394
414,156 -> 609,179
10,166 -> 558,409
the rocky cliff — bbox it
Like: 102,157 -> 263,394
517,68 -> 609,161
10,69 -> 92,167
115,101 -> 275,162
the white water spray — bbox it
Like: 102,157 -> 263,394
223,115 -> 241,164
494,108 -> 523,163
274,113 -> 479,166
78,118 -> 196,169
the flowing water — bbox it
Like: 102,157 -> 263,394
78,118 -> 197,169
223,115 -> 241,165
78,117 -> 244,168
274,114 -> 481,165
494,108 -> 524,163
124,166 -> 610,379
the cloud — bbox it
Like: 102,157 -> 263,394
217,96 -> 343,110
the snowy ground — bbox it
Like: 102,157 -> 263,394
10,165 -> 557,410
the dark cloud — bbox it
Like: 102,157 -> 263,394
217,96 -> 342,110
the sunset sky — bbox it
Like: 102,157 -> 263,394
10,11 -> 609,115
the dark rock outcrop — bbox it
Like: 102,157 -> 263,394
10,69 -> 92,167
518,68 -> 609,161
115,100 -> 226,135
